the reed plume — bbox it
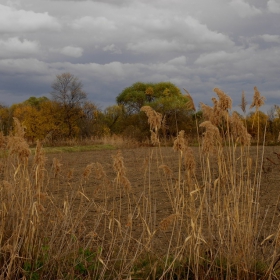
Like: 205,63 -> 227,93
7,118 -> 30,164
240,90 -> 247,114
183,147 -> 196,174
199,121 -> 221,153
159,214 -> 178,231
83,163 -> 94,179
140,106 -> 162,132
173,130 -> 186,154
231,112 -> 251,146
250,86 -> 265,110
213,87 -> 232,111
159,164 -> 173,176
52,157 -> 62,178
184,88 -> 196,111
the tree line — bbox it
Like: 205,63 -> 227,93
0,72 -> 279,144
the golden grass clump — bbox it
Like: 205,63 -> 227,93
7,118 -> 30,163
33,141 -> 47,191
159,164 -> 173,176
231,112 -> 251,146
67,168 -> 74,180
93,162 -> 106,180
126,213 -> 133,228
52,157 -> 62,178
200,103 -> 214,121
113,150 -> 132,192
82,163 -> 95,179
140,105 -> 162,132
250,86 -> 265,110
33,140 -> 47,167
150,130 -> 160,146
173,130 -> 186,154
120,175 -> 132,192
159,213 -> 179,231
199,121 -> 221,153
213,87 -> 232,111
0,131 -> 6,149
183,88 -> 196,111
240,90 -> 247,114
183,147 -> 196,174
113,150 -> 126,177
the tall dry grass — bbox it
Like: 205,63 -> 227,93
0,88 -> 279,279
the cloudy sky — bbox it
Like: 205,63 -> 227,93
0,0 -> 279,112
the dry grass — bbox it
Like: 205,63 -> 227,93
0,87 -> 279,279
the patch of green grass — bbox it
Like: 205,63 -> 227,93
31,144 -> 116,154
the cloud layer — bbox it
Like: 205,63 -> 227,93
0,0 -> 279,112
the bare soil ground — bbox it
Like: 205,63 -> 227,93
44,146 -> 280,236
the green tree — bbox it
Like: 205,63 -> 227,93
23,96 -> 49,108
116,82 -> 183,115
116,82 -> 194,138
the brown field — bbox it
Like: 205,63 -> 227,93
3,140 -> 280,279
46,145 -> 280,223
45,146 -> 280,252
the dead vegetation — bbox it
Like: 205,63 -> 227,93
1,88 -> 280,279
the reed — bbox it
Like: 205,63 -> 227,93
0,87 -> 277,279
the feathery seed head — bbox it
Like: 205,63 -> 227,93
159,164 -> 173,176
184,88 -> 196,111
52,157 -> 62,178
173,130 -> 186,153
7,118 -> 30,163
113,150 -> 126,177
250,86 -> 265,110
231,112 -> 251,146
213,87 -> 232,111
200,103 -> 214,121
83,163 -> 94,179
141,106 -> 162,132
199,121 -> 221,153
150,130 -> 160,145
240,90 -> 247,113
183,147 -> 196,173
159,214 -> 179,231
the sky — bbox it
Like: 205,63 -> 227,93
0,0 -> 279,113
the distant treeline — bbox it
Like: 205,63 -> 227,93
0,73 -> 279,144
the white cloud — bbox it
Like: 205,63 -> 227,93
229,0 -> 262,17
60,46 -> 83,57
167,56 -> 187,65
183,16 -> 233,46
0,58 -> 49,74
267,0 -> 280,13
103,44 -> 122,54
0,0 -> 279,110
0,37 -> 39,58
0,4 -> 61,33
195,51 -> 233,65
71,16 -> 116,30
127,16 -> 234,54
260,34 -> 280,43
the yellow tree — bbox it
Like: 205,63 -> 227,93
12,99 -> 64,142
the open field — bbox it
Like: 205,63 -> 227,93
46,146 -> 280,235
2,89 -> 280,279
8,144 -> 277,279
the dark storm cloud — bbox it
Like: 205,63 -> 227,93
0,0 -> 279,111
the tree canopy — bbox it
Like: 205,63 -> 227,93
116,82 -> 186,115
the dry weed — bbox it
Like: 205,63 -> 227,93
250,86 -> 265,109
141,105 -> 162,132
